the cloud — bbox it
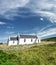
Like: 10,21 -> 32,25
0,0 -> 29,19
7,26 -> 14,29
0,37 -> 7,40
0,21 -> 6,25
28,0 -> 56,23
0,0 -> 56,23
33,11 -> 56,23
26,24 -> 56,38
40,18 -> 44,21
0,0 -> 29,14
6,31 -> 14,34
38,25 -> 54,33
37,27 -> 56,38
0,36 -> 8,43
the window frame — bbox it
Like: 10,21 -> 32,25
24,38 -> 26,42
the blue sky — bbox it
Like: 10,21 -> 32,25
0,0 -> 56,43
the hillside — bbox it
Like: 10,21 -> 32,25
42,37 -> 56,41
0,43 -> 56,65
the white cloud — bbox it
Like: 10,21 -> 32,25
6,31 -> 14,34
0,37 -> 7,40
0,21 -> 6,25
0,0 -> 56,23
33,11 -> 56,23
0,0 -> 29,14
38,25 -> 53,33
37,28 -> 56,38
0,0 -> 29,19
40,18 -> 43,21
28,24 -> 56,38
29,0 -> 56,23
0,36 -> 8,43
7,26 -> 14,29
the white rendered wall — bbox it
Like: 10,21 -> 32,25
37,39 -> 41,43
8,40 -> 18,46
19,38 -> 39,45
8,38 -> 41,46
38,38 -> 41,43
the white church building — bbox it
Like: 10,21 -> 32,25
7,34 -> 41,46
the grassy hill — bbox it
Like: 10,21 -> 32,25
42,37 -> 56,41
0,43 -> 56,65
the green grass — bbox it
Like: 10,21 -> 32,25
0,43 -> 56,65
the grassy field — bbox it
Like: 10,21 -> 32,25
0,43 -> 56,65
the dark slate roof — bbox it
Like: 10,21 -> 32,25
10,37 -> 17,40
9,34 -> 38,41
20,34 -> 37,38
